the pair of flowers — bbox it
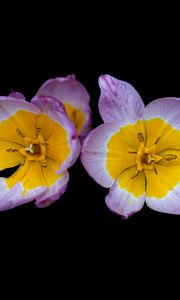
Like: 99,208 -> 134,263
1,75 -> 180,218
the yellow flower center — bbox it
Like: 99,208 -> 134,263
135,139 -> 163,174
18,130 -> 48,167
26,143 -> 41,154
0,110 -> 71,193
106,118 -> 180,198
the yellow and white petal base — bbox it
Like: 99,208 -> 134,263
106,166 -> 146,219
81,122 -> 126,188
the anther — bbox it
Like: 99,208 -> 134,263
164,154 -> 177,161
131,171 -> 140,179
41,160 -> 47,167
6,148 -> 18,152
16,128 -> 24,137
153,166 -> 158,175
155,136 -> 161,144
137,132 -> 144,143
35,127 -> 41,137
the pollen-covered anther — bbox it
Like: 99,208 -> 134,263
137,132 -> 144,143
153,166 -> 158,174
41,159 -> 47,167
6,148 -> 18,152
16,128 -> 24,137
164,154 -> 177,161
35,127 -> 41,137
128,151 -> 137,154
155,136 -> 161,144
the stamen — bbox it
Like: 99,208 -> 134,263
137,132 -> 144,143
164,154 -> 177,161
41,159 -> 47,167
131,171 -> 140,179
155,136 -> 161,144
35,127 -> 41,137
16,128 -> 24,137
6,148 -> 18,152
153,166 -> 158,175
128,151 -> 137,154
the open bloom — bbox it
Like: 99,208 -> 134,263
0,95 -> 80,210
81,75 -> 180,218
35,75 -> 92,140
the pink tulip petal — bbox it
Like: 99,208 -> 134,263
9,91 -> 26,100
35,171 -> 69,208
98,75 -> 144,124
36,75 -> 91,138
143,97 -> 180,129
105,168 -> 146,219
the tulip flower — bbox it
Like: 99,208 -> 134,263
36,75 -> 92,140
0,95 -> 80,210
81,75 -> 180,218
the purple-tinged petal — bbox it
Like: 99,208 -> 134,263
98,75 -> 145,124
31,94 -> 67,118
9,91 -> 26,100
146,188 -> 180,215
35,171 -> 69,208
0,156 -> 70,211
143,97 -> 180,129
0,163 -> 47,211
105,166 -> 146,219
81,122 -> 124,188
36,75 -> 91,138
0,178 -> 46,211
36,75 -> 90,113
0,96 -> 40,122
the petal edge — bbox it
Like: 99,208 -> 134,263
98,75 -> 144,124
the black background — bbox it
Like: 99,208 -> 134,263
1,6 -> 180,277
